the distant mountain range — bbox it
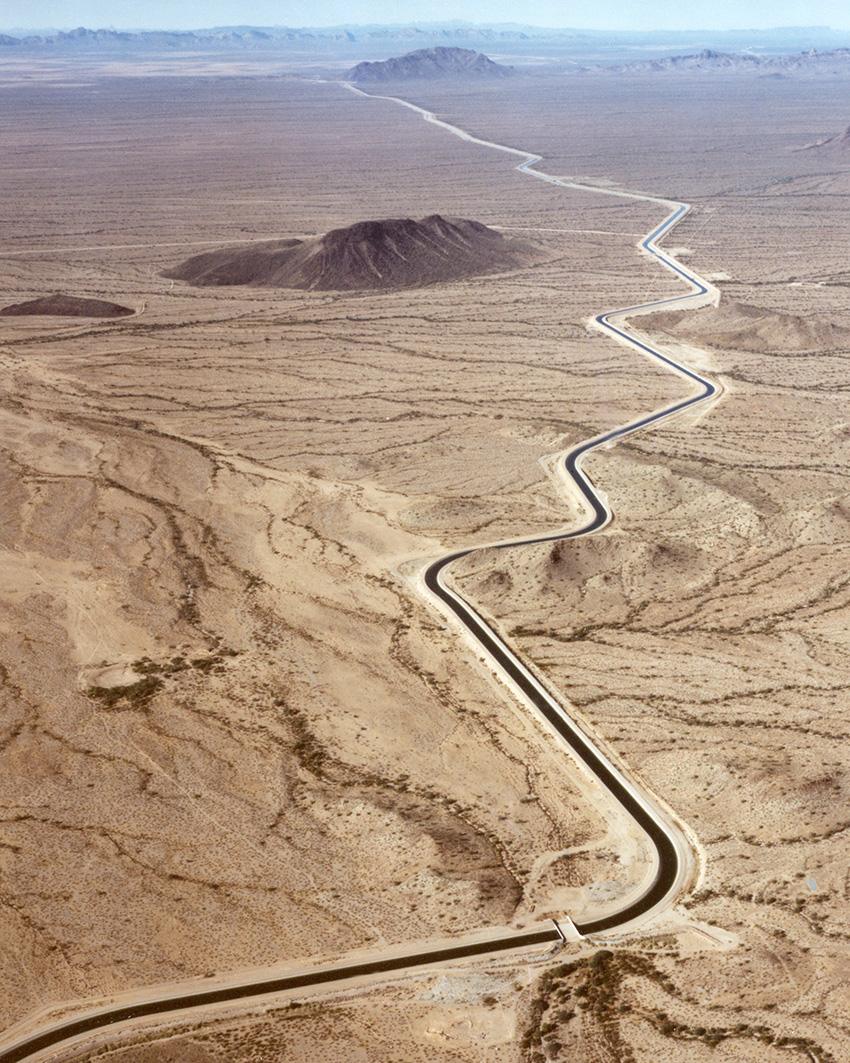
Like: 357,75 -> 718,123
608,46 -> 850,75
347,47 -> 513,81
2,24 -> 850,75
0,27 -> 304,49
0,24 -> 577,51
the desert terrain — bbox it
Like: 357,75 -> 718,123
1,46 -> 850,1062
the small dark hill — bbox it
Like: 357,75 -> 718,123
0,294 -> 133,317
347,46 -> 513,82
163,215 -> 544,292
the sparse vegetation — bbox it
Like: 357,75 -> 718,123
523,950 -> 837,1062
87,675 -> 164,709
87,651 -> 238,709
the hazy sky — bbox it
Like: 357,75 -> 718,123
5,0 -> 850,32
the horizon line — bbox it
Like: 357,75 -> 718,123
0,21 -> 840,35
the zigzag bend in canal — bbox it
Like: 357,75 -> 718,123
347,82 -> 721,935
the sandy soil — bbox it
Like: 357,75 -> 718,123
2,63 -> 850,1061
40,973 -> 529,1063
0,74 -> 655,1035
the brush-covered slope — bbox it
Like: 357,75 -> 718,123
642,299 -> 850,353
801,124 -> 850,154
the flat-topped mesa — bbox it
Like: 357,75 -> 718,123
0,293 -> 133,317
163,215 -> 546,292
346,46 -> 514,82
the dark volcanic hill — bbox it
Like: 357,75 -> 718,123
0,294 -> 133,317
346,46 -> 513,82
163,215 -> 544,292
